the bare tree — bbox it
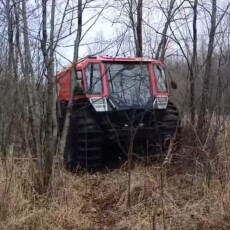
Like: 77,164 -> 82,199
189,0 -> 198,125
126,0 -> 143,57
198,0 -> 217,130
41,0 -> 57,187
197,0 -> 230,129
155,0 -> 186,61
155,0 -> 176,61
21,0 -> 42,162
108,0 -> 143,57
60,0 -> 83,155
136,0 -> 143,57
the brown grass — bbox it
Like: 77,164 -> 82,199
1,125 -> 230,229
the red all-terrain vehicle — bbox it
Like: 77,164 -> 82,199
56,55 -> 181,170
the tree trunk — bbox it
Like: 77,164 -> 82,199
128,0 -> 143,57
2,0 -> 14,159
197,0 -> 217,129
21,0 -> 41,164
156,0 -> 176,61
41,0 -> 57,188
127,0 -> 138,56
136,0 -> 143,57
189,0 -> 198,125
60,0 -> 83,155
6,0 -> 14,70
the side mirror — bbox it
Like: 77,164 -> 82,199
171,81 -> 177,89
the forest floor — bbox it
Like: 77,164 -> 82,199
1,128 -> 230,229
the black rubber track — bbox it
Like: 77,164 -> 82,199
64,111 -> 105,171
156,101 -> 182,151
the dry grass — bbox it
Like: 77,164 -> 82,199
1,125 -> 230,229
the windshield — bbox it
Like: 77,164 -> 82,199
105,62 -> 153,108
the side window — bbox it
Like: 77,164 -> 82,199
153,65 -> 167,92
73,71 -> 83,95
85,63 -> 102,94
77,71 -> 82,80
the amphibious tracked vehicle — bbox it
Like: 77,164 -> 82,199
56,56 -> 181,169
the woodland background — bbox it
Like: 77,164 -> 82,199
1,0 -> 230,229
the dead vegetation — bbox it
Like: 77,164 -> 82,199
1,0 -> 230,229
1,123 -> 230,230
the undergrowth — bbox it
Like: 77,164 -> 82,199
1,122 -> 230,230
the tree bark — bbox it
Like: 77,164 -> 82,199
136,0 -> 143,57
197,0 -> 217,129
21,0 -> 41,165
156,0 -> 176,61
41,0 -> 57,188
189,0 -> 198,125
60,0 -> 83,155
6,0 -> 14,70
127,0 -> 143,57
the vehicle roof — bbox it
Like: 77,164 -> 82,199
56,55 -> 163,76
79,55 -> 162,63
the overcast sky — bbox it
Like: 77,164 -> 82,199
42,0 -> 230,69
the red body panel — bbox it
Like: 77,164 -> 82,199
56,56 -> 170,101
57,70 -> 71,100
